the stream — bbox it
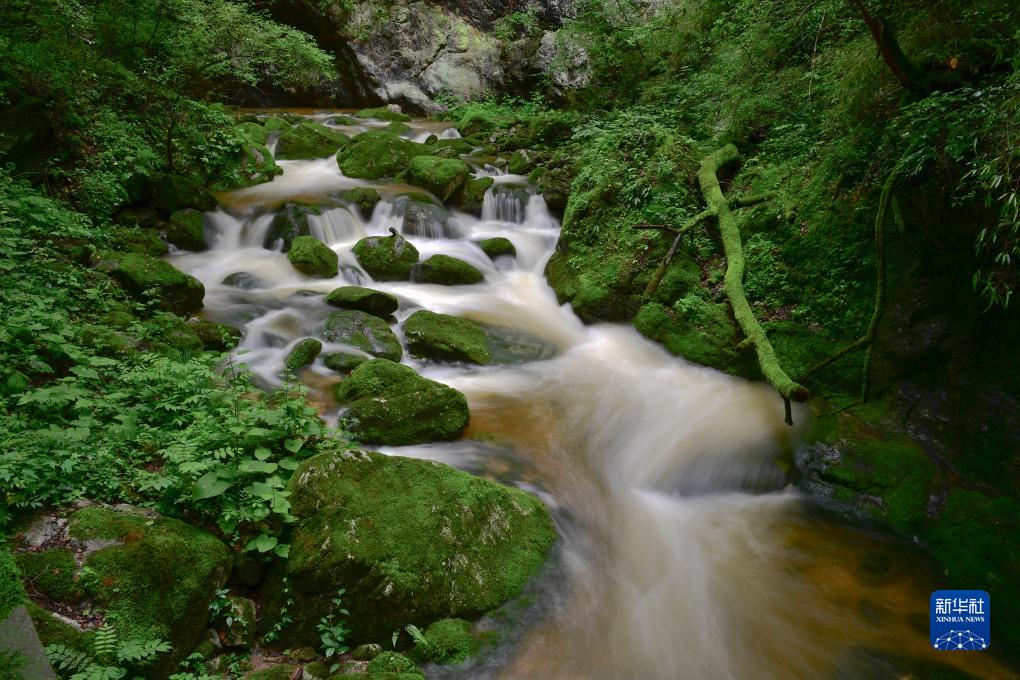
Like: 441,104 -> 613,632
169,112 -> 1011,680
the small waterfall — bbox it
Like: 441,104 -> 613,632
482,185 -> 529,224
395,197 -> 451,239
440,127 -> 461,139
309,206 -> 365,244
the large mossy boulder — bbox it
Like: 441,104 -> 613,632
333,359 -> 468,445
275,121 -> 350,160
285,338 -> 323,371
336,130 -> 432,180
325,286 -> 399,318
411,254 -> 484,286
451,176 -> 493,216
16,506 -> 231,679
152,174 -> 216,216
477,237 -> 516,259
404,311 -> 553,365
264,203 -> 322,251
355,107 -> 412,122
97,252 -> 205,316
237,122 -> 270,145
287,235 -> 338,278
268,448 -> 555,645
404,156 -> 471,201
353,231 -> 419,281
321,310 -> 402,361
167,209 -> 207,251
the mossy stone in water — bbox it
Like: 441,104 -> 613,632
188,321 -> 241,351
275,121 -> 350,160
322,310 -> 402,362
167,209 -> 207,251
341,187 -> 382,217
273,448 -> 554,646
403,310 -> 491,364
451,176 -> 493,216
384,121 -> 413,136
433,138 -> 474,155
152,173 -> 216,216
96,251 -> 205,316
222,271 -> 263,289
264,202 -> 321,251
418,618 -> 479,665
477,237 -> 516,259
412,254 -> 484,286
322,351 -> 369,373
326,114 -> 359,126
288,235 -> 338,278
285,338 -> 323,371
333,359 -> 467,445
404,156 -> 471,201
336,130 -> 432,180
325,286 -> 399,317
262,116 -> 293,132
355,107 -> 412,122
352,232 -> 419,281
237,122 -> 270,145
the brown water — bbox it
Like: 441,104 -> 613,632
170,111 -> 1017,680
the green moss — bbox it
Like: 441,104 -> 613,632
324,286 -> 399,318
322,351 -> 369,373
246,665 -> 300,680
322,310 -> 402,362
451,176 -> 493,215
288,235 -> 339,278
477,237 -> 516,259
384,121 -> 413,136
152,173 -> 216,216
412,254 -> 484,286
403,310 -> 492,365
285,338 -> 323,371
167,209 -> 207,251
264,203 -> 321,252
418,618 -> 478,665
0,549 -> 24,620
14,549 -> 81,603
274,449 -> 554,645
334,359 -> 468,445
275,121 -> 350,160
433,138 -> 474,155
108,226 -> 168,257
342,188 -> 382,217
336,131 -> 432,180
507,151 -> 532,175
327,115 -> 359,126
263,116 -> 294,132
355,107 -> 412,122
237,122 -> 270,145
634,301 -> 747,375
403,156 -> 471,201
188,321 -> 241,351
96,251 -> 205,316
352,233 -> 419,281
367,651 -> 422,678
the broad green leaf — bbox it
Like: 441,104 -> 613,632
193,472 -> 233,500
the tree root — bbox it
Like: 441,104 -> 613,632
698,145 -> 809,424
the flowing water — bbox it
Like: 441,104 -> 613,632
171,113 -> 1015,680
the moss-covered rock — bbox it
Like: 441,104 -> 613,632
96,252 -> 205,316
326,115 -> 359,126
268,448 -> 554,645
324,286 -> 399,317
633,301 -> 749,376
222,271 -> 263,289
152,173 -> 216,216
211,139 -> 282,192
263,202 -> 323,251
403,156 -> 471,201
0,550 -> 24,621
416,618 -> 478,665
403,311 -> 491,364
322,310 -> 402,362
275,121 -> 350,160
245,665 -> 300,680
355,107 -> 412,122
285,338 -> 323,371
16,506 -> 231,678
412,254 -> 484,286
334,359 -> 468,445
14,549 -> 81,603
336,131 -> 432,180
109,226 -> 168,257
433,138 -> 474,155
237,122 -> 270,146
352,643 -> 383,661
322,351 -> 369,374
262,116 -> 294,132
188,321 -> 241,351
352,232 -> 419,281
477,237 -> 516,259
451,176 -> 493,216
288,236 -> 339,278
341,187 -> 382,218
367,651 -> 423,678
167,209 -> 208,251
384,121 -> 413,136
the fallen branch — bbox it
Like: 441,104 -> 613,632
698,145 -> 809,423
639,209 -> 714,298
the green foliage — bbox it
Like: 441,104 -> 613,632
317,588 -> 351,672
261,577 -> 294,645
46,624 -> 171,679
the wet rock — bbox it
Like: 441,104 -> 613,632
352,643 -> 383,661
275,121 -> 350,160
404,156 -> 471,201
285,338 -> 323,371
262,116 -> 294,132
321,310 -> 402,362
536,30 -> 592,95
167,209 -> 208,251
340,187 -> 382,218
221,596 -> 257,649
477,236 -> 516,259
326,115 -> 359,126
237,122 -> 270,146
96,252 -> 205,316
486,183 -> 529,223
287,235 -> 339,278
412,254 -> 484,286
451,176 -> 493,216
336,130 -> 432,180
211,140 -> 282,192
401,199 -> 452,239
222,271 -> 263,289
188,321 -> 241,351
265,448 -> 554,645
152,173 -> 216,216
333,360 -> 467,445
352,230 -> 420,281
324,286 -> 399,317
322,351 -> 370,374
404,310 -> 554,365
355,106 -> 411,122
263,203 -> 322,252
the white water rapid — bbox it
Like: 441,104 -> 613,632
169,112 -> 1013,680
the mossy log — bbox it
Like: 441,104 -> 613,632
697,145 -> 809,421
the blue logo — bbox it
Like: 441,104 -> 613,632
930,590 -> 990,650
